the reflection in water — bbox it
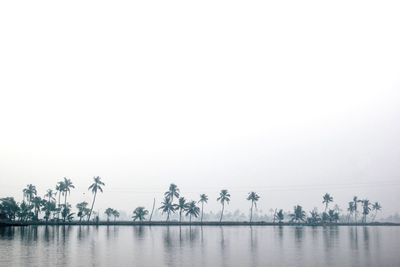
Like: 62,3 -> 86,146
0,225 -> 399,267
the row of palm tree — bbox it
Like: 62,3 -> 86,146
1,181 -> 383,224
0,177 -> 105,223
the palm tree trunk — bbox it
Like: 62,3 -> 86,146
179,209 -> 182,222
190,214 -> 192,223
88,191 -> 97,222
57,193 -> 61,220
167,212 -> 170,222
201,202 -> 204,223
250,201 -> 253,222
219,203 -> 225,222
149,198 -> 155,222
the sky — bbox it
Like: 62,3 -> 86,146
1,1 -> 400,218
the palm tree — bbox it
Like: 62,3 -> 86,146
185,201 -> 200,223
247,191 -> 260,222
275,209 -> 284,223
31,196 -> 42,221
353,196 -> 360,223
290,205 -> 306,223
76,201 -> 89,222
361,199 -> 371,223
112,209 -> 120,222
307,209 -> 321,225
159,197 -> 176,221
62,177 -> 75,207
164,183 -> 179,220
88,176 -> 105,222
347,201 -> 355,223
23,184 -> 37,204
371,202 -> 382,222
177,197 -> 188,222
44,189 -> 55,203
41,200 -> 56,223
55,181 -> 65,219
198,194 -> 208,223
322,193 -> 333,212
105,208 -> 114,222
217,189 -> 231,222
132,207 -> 148,221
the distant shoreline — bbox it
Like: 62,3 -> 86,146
1,220 -> 400,227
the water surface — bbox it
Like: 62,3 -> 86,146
0,225 -> 399,267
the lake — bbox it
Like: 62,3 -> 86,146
0,225 -> 399,266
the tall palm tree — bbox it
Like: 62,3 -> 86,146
371,202 -> 382,222
105,208 -> 114,222
177,197 -> 188,222
198,194 -> 208,223
247,191 -> 260,222
55,181 -> 65,219
62,177 -> 75,207
275,209 -> 284,224
88,176 -> 105,222
290,205 -> 306,223
217,189 -> 231,222
352,196 -> 360,223
44,189 -> 55,203
31,196 -> 42,221
112,209 -> 120,222
347,201 -> 355,223
322,193 -> 333,212
132,207 -> 148,221
361,199 -> 371,223
185,201 -> 200,223
164,183 -> 179,220
159,196 -> 176,221
23,184 -> 37,205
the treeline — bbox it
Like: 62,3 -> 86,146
0,179 -> 382,224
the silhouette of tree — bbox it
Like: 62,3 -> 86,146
132,207 -> 148,221
164,183 -> 179,220
290,205 -> 306,223
177,197 -> 188,222
185,201 -> 200,223
112,209 -> 120,222
347,201 -> 355,223
159,196 -> 177,221
322,193 -> 333,212
361,199 -> 371,223
0,197 -> 19,221
88,176 -> 105,222
371,202 -> 382,222
217,189 -> 231,222
307,209 -> 321,225
198,194 -> 208,223
105,208 -> 114,222
23,184 -> 37,205
247,192 -> 260,222
275,209 -> 284,224
62,178 -> 75,208
76,201 -> 90,222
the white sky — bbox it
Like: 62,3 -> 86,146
1,1 -> 400,217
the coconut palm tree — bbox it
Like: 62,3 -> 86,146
275,209 -> 284,223
327,209 -> 339,223
322,193 -> 333,212
371,202 -> 382,222
112,209 -> 120,222
352,196 -> 360,223
62,177 -> 75,207
185,201 -> 200,223
88,176 -> 105,222
132,207 -> 148,221
347,201 -> 355,222
76,201 -> 90,222
177,197 -> 188,222
41,200 -> 56,223
55,181 -> 65,219
44,189 -> 55,203
247,191 -> 260,222
23,184 -> 37,205
164,183 -> 179,220
31,196 -> 42,220
198,194 -> 208,223
307,209 -> 321,225
217,189 -> 231,222
361,199 -> 371,223
290,205 -> 306,223
159,197 -> 176,221
105,208 -> 114,222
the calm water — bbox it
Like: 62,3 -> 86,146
0,225 -> 399,267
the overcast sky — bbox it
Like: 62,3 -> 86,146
1,1 -> 400,217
